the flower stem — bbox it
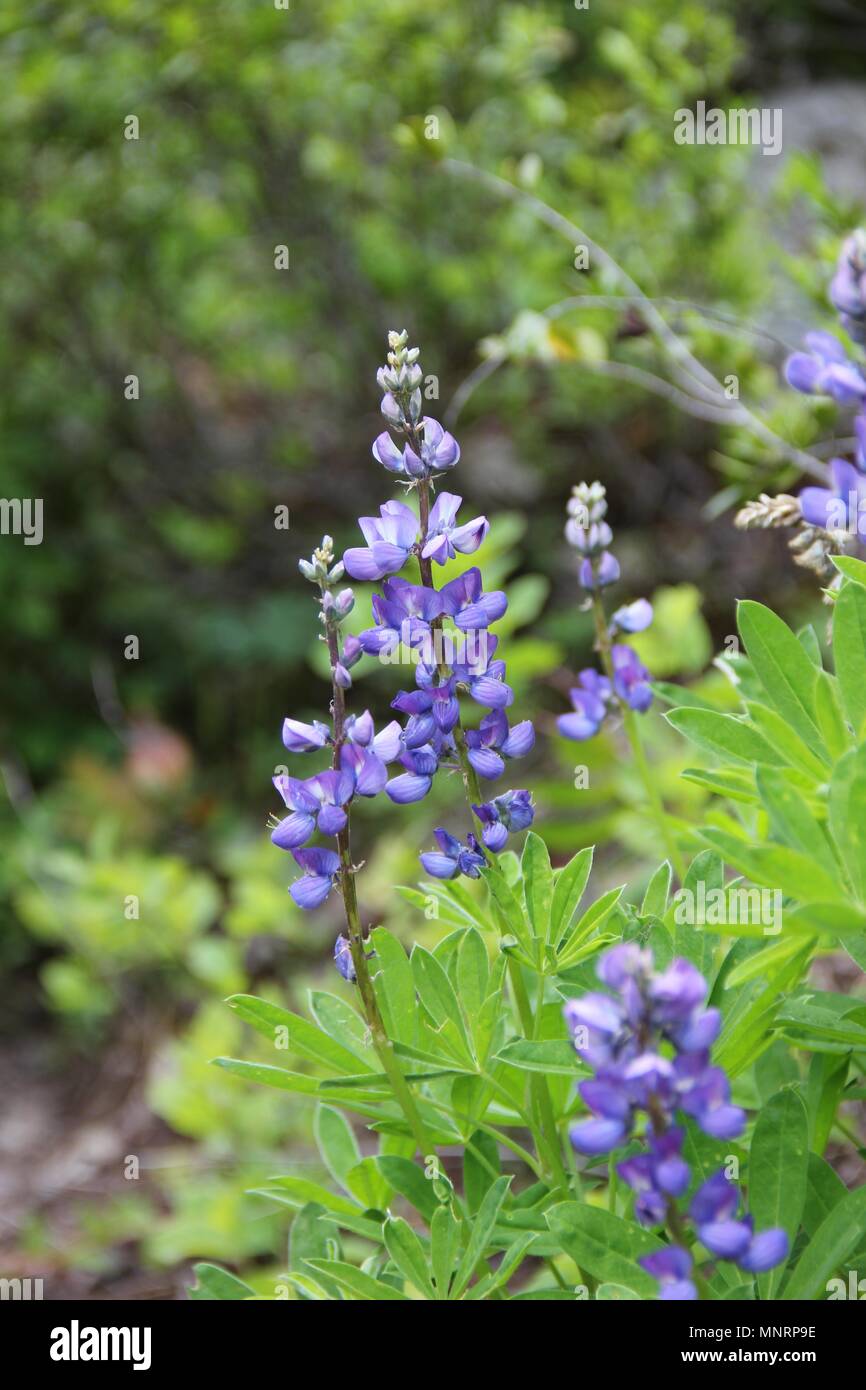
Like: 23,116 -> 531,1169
325,610 -> 434,1159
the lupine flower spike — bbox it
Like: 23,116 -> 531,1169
565,945 -> 788,1300
557,482 -> 653,745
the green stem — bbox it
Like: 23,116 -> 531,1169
589,586 -> 686,881
325,609 -> 434,1159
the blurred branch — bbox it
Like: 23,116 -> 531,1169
442,158 -> 828,482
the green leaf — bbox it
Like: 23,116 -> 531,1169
384,1216 -> 435,1298
314,1105 -> 361,1193
451,1176 -> 512,1298
556,885 -> 624,967
749,1089 -> 809,1298
805,1053 -> 850,1155
672,850 -> 720,977
522,831 -> 553,942
828,745 -> 866,904
665,707 -> 785,767
483,865 -> 533,956
832,580 -> 866,738
188,1263 -> 254,1301
309,992 -> 375,1067
225,995 -> 370,1074
746,702 -> 827,779
814,671 -> 852,762
549,846 -> 593,947
738,600 -> 823,749
369,927 -> 418,1047
463,1130 -> 501,1215
545,1204 -> 661,1297
213,1057 -> 321,1095
494,1039 -> 581,1075
430,1203 -> 461,1299
782,1186 -> 866,1300
641,860 -> 672,918
304,1258 -> 409,1301
755,767 -> 837,875
345,1157 -> 391,1211
831,554 -> 866,588
698,831 -> 845,906
802,1153 -> 847,1237
411,946 -> 474,1061
375,1155 -> 439,1224
456,928 -> 489,1027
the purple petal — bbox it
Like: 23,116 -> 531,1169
419,851 -> 459,879
698,1220 -> 752,1260
290,872 -> 335,910
428,491 -> 462,530
372,719 -> 403,763
467,746 -> 506,780
568,1117 -> 626,1156
281,718 -> 329,753
738,1229 -> 788,1273
785,353 -> 822,394
317,804 -> 348,836
501,719 -> 535,758
271,812 -> 316,850
385,772 -> 433,804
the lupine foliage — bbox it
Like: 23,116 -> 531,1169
208,310 -> 866,1302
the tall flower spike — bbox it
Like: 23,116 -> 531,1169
558,481 -> 654,742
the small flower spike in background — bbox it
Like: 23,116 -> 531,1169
565,945 -> 788,1301
558,481 -> 684,878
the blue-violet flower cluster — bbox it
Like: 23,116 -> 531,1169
558,482 -> 654,743
564,944 -> 788,1299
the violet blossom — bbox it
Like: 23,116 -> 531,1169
565,944 -> 787,1301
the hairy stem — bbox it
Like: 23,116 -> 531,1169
325,613 -> 434,1157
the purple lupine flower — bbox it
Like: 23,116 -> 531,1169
689,1174 -> 787,1269
450,633 -> 514,708
419,828 -> 486,880
271,768 -> 355,849
289,847 -> 341,910
404,418 -> 460,477
334,934 -> 356,982
464,709 -> 535,779
343,501 -> 419,580
422,493 -> 489,565
472,789 -> 535,850
439,567 -> 507,631
333,933 -> 376,984
392,679 -> 460,746
611,598 -> 653,634
557,669 -> 610,741
799,456 -> 866,540
385,743 -> 439,803
579,551 -> 621,589
611,644 -> 653,713
564,946 -> 786,1300
785,331 -> 866,405
282,717 -> 331,753
357,577 -> 443,656
829,230 -> 866,344
639,1248 -> 697,1302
